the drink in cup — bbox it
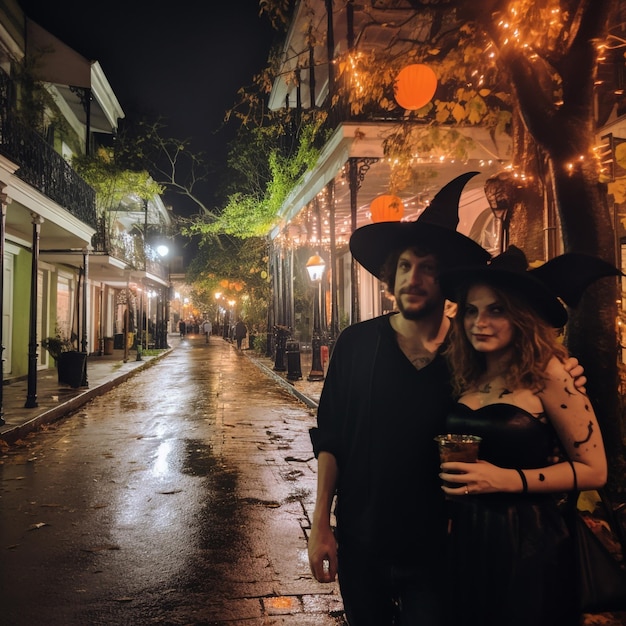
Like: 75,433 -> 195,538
434,434 -> 482,489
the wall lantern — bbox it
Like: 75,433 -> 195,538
394,63 -> 438,111
370,194 -> 405,223
305,254 -> 326,283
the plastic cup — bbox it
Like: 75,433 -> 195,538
434,434 -> 482,488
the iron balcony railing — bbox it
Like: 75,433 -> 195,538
0,68 -> 97,229
92,216 -> 169,281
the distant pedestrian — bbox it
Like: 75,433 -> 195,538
202,320 -> 212,343
234,319 -> 247,350
179,319 -> 186,338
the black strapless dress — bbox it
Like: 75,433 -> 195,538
444,403 -> 577,626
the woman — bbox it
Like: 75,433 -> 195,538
437,245 -> 615,626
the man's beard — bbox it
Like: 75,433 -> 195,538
396,292 -> 440,320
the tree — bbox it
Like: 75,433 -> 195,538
73,146 -> 164,256
184,113 -> 328,239
185,235 -> 270,332
115,118 -> 216,221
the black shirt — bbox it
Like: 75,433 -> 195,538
311,314 -> 452,564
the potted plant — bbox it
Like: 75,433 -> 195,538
41,330 -> 86,388
41,331 -> 74,363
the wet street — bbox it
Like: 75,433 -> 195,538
0,336 -> 345,625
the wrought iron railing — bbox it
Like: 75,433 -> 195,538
0,68 -> 97,228
92,216 -> 169,281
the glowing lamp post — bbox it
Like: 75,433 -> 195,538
306,254 -> 326,382
228,300 -> 236,341
214,292 -> 222,334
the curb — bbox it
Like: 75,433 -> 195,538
0,350 -> 171,445
248,356 -> 319,409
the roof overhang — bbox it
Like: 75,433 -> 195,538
26,19 -> 124,135
271,121 -> 512,244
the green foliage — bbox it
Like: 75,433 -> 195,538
73,147 -> 163,214
203,193 -> 274,238
250,331 -> 267,356
185,112 -> 328,239
185,235 -> 270,331
42,328 -> 75,361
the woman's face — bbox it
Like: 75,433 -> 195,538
463,284 -> 515,356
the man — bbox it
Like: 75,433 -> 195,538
307,173 -> 584,625
234,318 -> 247,350
202,319 -> 212,343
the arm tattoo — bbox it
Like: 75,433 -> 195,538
574,420 -> 593,448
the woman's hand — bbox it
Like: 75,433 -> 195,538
439,460 -> 520,496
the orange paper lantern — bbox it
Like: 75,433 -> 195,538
394,64 -> 438,110
370,195 -> 405,223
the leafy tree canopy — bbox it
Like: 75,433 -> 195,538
73,147 -> 163,213
185,235 -> 270,329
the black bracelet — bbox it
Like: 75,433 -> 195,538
515,468 -> 528,493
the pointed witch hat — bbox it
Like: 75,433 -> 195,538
349,171 -> 491,278
439,245 -> 622,328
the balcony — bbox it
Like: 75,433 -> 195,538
92,217 -> 169,282
0,68 -> 97,229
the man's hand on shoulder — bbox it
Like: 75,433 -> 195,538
564,356 -> 587,394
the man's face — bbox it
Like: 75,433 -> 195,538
393,250 -> 444,320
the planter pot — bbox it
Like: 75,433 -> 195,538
104,337 -> 114,355
58,351 -> 87,388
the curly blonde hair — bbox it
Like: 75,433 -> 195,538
444,283 -> 568,398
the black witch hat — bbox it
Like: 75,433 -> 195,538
349,172 -> 491,278
439,245 -> 622,327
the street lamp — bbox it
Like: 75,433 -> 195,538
228,299 -> 236,341
306,253 -> 326,381
136,284 -> 143,361
214,292 -> 222,334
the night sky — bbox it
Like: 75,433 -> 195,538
17,0 -> 277,216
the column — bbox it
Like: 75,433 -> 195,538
25,214 -> 44,408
